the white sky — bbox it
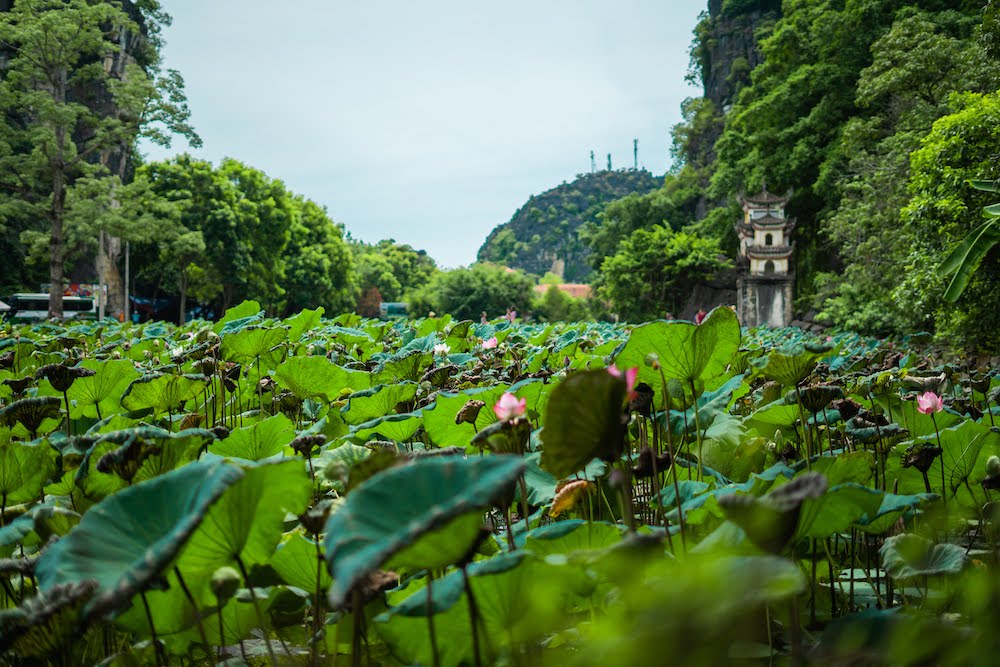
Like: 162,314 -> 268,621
143,1 -> 704,268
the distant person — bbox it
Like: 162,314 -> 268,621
506,306 -> 516,323
480,311 -> 488,325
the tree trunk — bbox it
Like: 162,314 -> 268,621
178,270 -> 188,326
48,129 -> 66,319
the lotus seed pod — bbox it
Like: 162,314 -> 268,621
644,352 -> 659,368
210,566 -> 241,602
987,456 -> 1000,476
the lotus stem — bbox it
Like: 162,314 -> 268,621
140,591 -> 168,667
218,601 -> 226,663
62,390 -> 71,437
235,555 -> 279,667
312,537 -> 325,666
351,588 -> 362,667
462,565 -> 484,667
931,412 -> 947,515
174,567 -> 211,660
690,380 -> 704,481
427,573 -> 441,667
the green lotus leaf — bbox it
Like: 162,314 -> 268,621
220,325 -> 288,367
273,355 -> 370,401
341,382 -> 419,425
613,306 -> 740,389
35,363 -> 96,393
755,344 -> 827,388
0,438 -> 59,504
118,459 -> 311,634
35,461 -> 245,620
376,551 -> 566,667
422,387 -> 507,448
324,455 -> 526,607
519,520 -> 624,555
272,533 -> 332,591
795,483 -> 883,539
66,359 -> 141,420
886,419 -> 1000,509
283,306 -> 325,343
213,300 -> 263,334
120,373 -> 209,415
518,453 -> 607,506
350,412 -> 423,443
208,413 -> 296,461
855,492 -> 938,535
373,350 -> 435,384
880,534 -> 967,580
540,369 -> 626,479
719,472 -> 828,554
0,581 -> 98,660
0,396 -> 62,438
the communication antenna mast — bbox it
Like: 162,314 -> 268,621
607,153 -> 612,171
633,139 -> 638,170
590,150 -> 595,173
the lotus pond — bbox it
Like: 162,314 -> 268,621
0,302 -> 998,666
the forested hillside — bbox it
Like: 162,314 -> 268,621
477,169 -> 661,282
593,0 -> 1000,350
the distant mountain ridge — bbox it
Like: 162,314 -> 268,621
477,169 -> 661,282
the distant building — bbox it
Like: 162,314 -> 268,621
532,283 -> 592,300
735,183 -> 795,327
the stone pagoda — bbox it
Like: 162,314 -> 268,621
735,182 -> 795,327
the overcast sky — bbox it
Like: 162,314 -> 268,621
143,1 -> 704,268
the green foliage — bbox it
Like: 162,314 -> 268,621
596,225 -> 730,321
410,262 -> 535,321
532,285 -> 591,322
0,0 -> 196,313
478,170 -> 661,282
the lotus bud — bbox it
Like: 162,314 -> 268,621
987,456 -> 1000,477
210,566 -> 241,602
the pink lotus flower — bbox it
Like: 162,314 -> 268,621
694,309 -> 707,325
494,392 -> 526,420
481,337 -> 498,349
916,391 -> 944,415
608,364 -> 639,400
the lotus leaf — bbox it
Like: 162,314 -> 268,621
880,534 -> 967,579
120,373 -> 208,415
540,369 -> 626,479
66,359 -> 141,420
613,306 -> 740,392
324,455 -> 526,607
213,300 -> 263,334
220,325 -> 288,366
341,382 -> 419,425
0,396 -> 62,438
35,461 -> 244,620
208,412 -> 295,461
273,355 -> 370,401
0,438 -> 59,504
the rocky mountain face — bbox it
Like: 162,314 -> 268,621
477,170 -> 661,283
680,0 -> 779,223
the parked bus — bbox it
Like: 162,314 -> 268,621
6,293 -> 98,321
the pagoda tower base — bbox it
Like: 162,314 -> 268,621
737,272 -> 794,328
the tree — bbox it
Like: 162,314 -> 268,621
533,285 -> 590,323
410,263 -> 534,321
597,226 -> 730,322
350,238 -> 437,307
0,0 -> 195,317
281,196 -> 355,316
895,92 -> 1000,351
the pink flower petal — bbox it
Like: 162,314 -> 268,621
494,392 -> 526,420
